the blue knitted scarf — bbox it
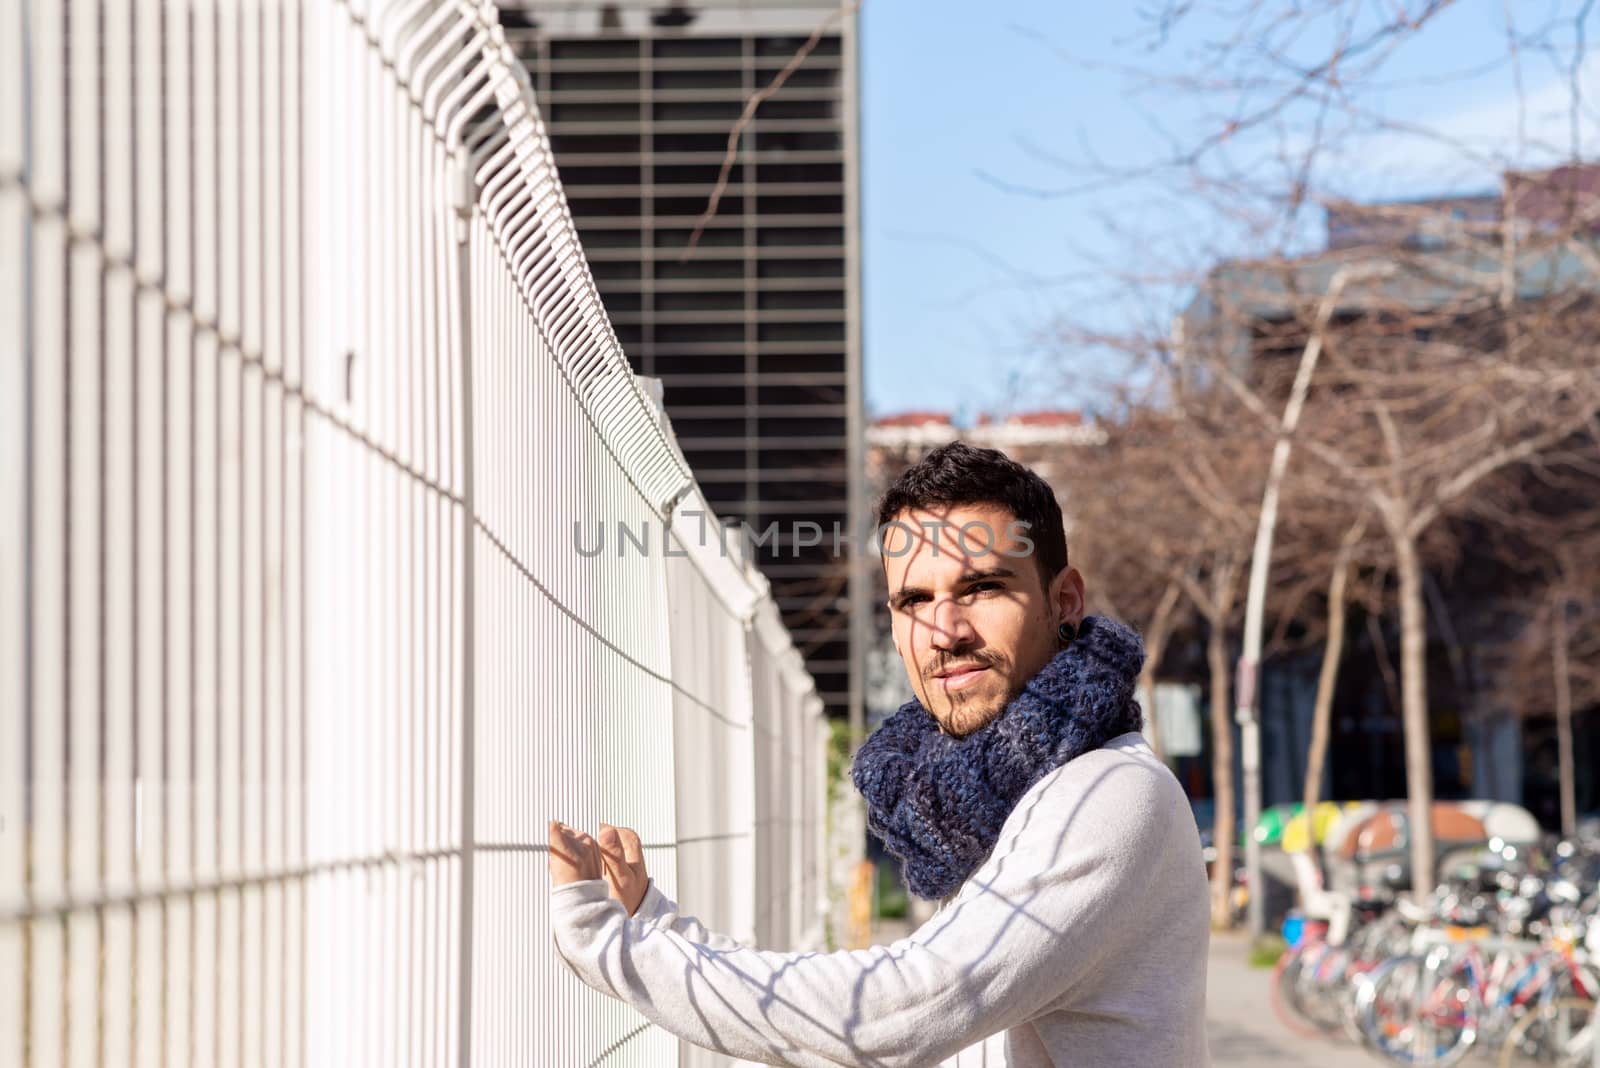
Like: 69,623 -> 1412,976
851,614 -> 1147,901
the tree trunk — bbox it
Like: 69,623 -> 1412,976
1142,582 -> 1183,763
1141,677 -> 1165,764
1302,581 -> 1348,818
1302,520 -> 1364,821
1552,589 -> 1576,838
1393,530 -> 1436,895
1207,619 -> 1236,928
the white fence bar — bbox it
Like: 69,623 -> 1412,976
1,2 -> 27,1064
4,1 -> 832,1065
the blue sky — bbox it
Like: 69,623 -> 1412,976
858,1 -> 1600,421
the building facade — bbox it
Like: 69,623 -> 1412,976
502,1 -> 866,726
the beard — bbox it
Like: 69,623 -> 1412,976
929,655 -> 1013,737
934,697 -> 998,738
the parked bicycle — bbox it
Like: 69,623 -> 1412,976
1271,832 -> 1600,1066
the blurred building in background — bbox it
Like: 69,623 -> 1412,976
498,1 -> 865,725
865,409 -> 1105,486
1325,164 -> 1600,252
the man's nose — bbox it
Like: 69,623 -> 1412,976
929,597 -> 976,650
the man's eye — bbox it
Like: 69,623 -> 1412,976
896,595 -> 928,609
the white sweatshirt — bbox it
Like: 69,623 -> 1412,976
550,732 -> 1212,1067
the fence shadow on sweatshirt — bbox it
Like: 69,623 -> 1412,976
0,2 -> 829,1065
558,753 -> 1210,1068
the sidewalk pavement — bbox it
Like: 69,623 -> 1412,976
1205,932 -> 1378,1067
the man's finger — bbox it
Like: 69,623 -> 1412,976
548,821 -> 576,864
549,821 -> 594,884
598,825 -> 629,876
596,825 -> 626,882
619,826 -> 645,871
567,829 -> 600,877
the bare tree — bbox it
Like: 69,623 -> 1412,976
1301,515 -> 1371,819
1003,0 -> 1600,907
1076,398 -> 1268,926
1472,467 -> 1600,834
1139,581 -> 1186,763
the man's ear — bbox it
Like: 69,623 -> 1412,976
1052,567 -> 1086,626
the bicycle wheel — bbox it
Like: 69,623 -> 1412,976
1272,945 -> 1330,1039
1356,952 -> 1480,1066
1340,957 -> 1385,1046
1495,997 -> 1595,1068
1298,944 -> 1359,1035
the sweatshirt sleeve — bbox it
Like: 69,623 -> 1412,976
548,758 -> 1171,1068
631,877 -> 749,953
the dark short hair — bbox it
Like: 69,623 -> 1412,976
873,440 -> 1068,586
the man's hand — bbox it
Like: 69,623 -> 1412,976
547,820 -> 651,918
548,821 -> 603,884
597,823 -> 649,917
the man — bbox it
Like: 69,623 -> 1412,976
549,441 -> 1211,1066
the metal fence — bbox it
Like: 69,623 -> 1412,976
1,0 -> 831,1065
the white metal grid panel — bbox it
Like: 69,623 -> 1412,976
3,1 -> 831,1065
660,489 -> 764,1068
747,600 -> 827,953
663,494 -> 758,946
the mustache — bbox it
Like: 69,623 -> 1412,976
925,651 -> 1005,680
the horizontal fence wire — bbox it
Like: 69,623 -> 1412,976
1,0 -> 832,1065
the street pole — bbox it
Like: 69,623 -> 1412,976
1235,264 -> 1378,939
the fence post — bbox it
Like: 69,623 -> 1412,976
452,145 -> 477,1068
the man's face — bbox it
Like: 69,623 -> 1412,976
882,503 -> 1085,738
